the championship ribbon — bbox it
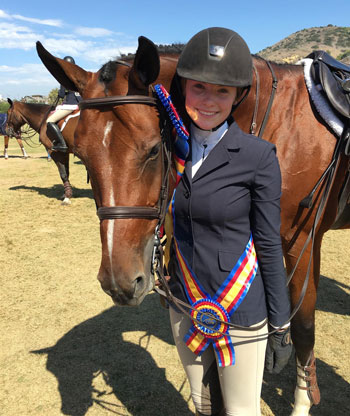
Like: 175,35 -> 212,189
154,84 -> 258,366
173,227 -> 258,367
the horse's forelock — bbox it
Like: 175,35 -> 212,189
98,61 -> 119,86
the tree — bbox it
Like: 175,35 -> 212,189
47,88 -> 63,105
0,101 -> 10,113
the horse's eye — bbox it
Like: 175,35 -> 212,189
148,143 -> 161,160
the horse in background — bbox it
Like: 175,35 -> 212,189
6,99 -> 80,204
0,113 -> 28,159
36,38 -> 350,416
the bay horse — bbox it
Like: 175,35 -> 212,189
36,38 -> 350,415
6,99 -> 79,204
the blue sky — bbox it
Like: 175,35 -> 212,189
1,0 -> 349,99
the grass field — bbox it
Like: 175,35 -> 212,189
0,137 -> 349,415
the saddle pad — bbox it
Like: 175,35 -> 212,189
298,58 -> 344,137
60,111 -> 80,132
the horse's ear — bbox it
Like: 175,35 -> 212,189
7,98 -> 13,107
129,36 -> 160,90
36,41 -> 88,94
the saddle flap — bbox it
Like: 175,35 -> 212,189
307,50 -> 350,119
318,61 -> 350,118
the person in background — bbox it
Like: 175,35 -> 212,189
45,55 -> 81,152
0,113 -> 28,159
166,27 -> 292,416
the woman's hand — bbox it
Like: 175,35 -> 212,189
265,327 -> 293,374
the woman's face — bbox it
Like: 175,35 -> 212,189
184,80 -> 238,130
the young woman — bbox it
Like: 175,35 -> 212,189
45,56 -> 81,152
166,27 -> 292,416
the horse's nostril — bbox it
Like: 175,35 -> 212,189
134,275 -> 146,296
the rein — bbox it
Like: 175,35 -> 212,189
6,100 -> 56,139
250,58 -> 278,138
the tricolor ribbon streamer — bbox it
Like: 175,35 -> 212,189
173,231 -> 258,367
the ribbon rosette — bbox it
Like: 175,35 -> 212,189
185,298 -> 235,366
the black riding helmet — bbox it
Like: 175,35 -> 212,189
63,56 -> 75,64
177,27 -> 252,87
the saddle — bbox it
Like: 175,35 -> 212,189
306,51 -> 350,229
307,50 -> 350,119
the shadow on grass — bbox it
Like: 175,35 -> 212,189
9,184 -> 94,200
31,294 -> 193,416
261,272 -> 350,415
1,155 -> 30,159
316,274 -> 350,316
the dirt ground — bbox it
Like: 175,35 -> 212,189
0,141 -> 349,415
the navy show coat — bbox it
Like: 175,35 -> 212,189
168,121 -> 290,328
58,85 -> 81,105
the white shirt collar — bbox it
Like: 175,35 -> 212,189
191,122 -> 228,178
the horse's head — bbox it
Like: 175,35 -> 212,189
36,37 -> 176,306
6,98 -> 23,137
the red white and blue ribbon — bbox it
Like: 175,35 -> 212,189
154,84 -> 189,186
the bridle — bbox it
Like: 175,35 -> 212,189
6,101 -> 55,138
79,93 -> 173,223
6,106 -> 23,137
79,88 -> 174,285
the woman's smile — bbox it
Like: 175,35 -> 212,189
185,80 -> 238,130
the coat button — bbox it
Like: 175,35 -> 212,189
184,190 -> 190,198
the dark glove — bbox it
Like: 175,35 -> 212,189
265,326 -> 293,374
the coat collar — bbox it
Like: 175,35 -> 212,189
187,121 -> 242,183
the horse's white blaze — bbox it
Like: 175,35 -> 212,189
107,191 -> 117,289
103,121 -> 113,147
290,360 -> 312,416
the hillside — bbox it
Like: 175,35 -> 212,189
257,24 -> 350,63
121,25 -> 350,66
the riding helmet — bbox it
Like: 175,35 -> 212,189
177,27 -> 252,87
63,56 -> 75,64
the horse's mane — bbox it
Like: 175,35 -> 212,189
98,44 -> 184,86
98,61 -> 120,85
252,53 -> 300,69
26,102 -> 53,110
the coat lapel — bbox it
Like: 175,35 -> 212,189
192,122 -> 241,183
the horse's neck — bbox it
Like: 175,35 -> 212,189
21,104 -> 51,131
234,58 -> 303,138
158,55 -> 178,90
